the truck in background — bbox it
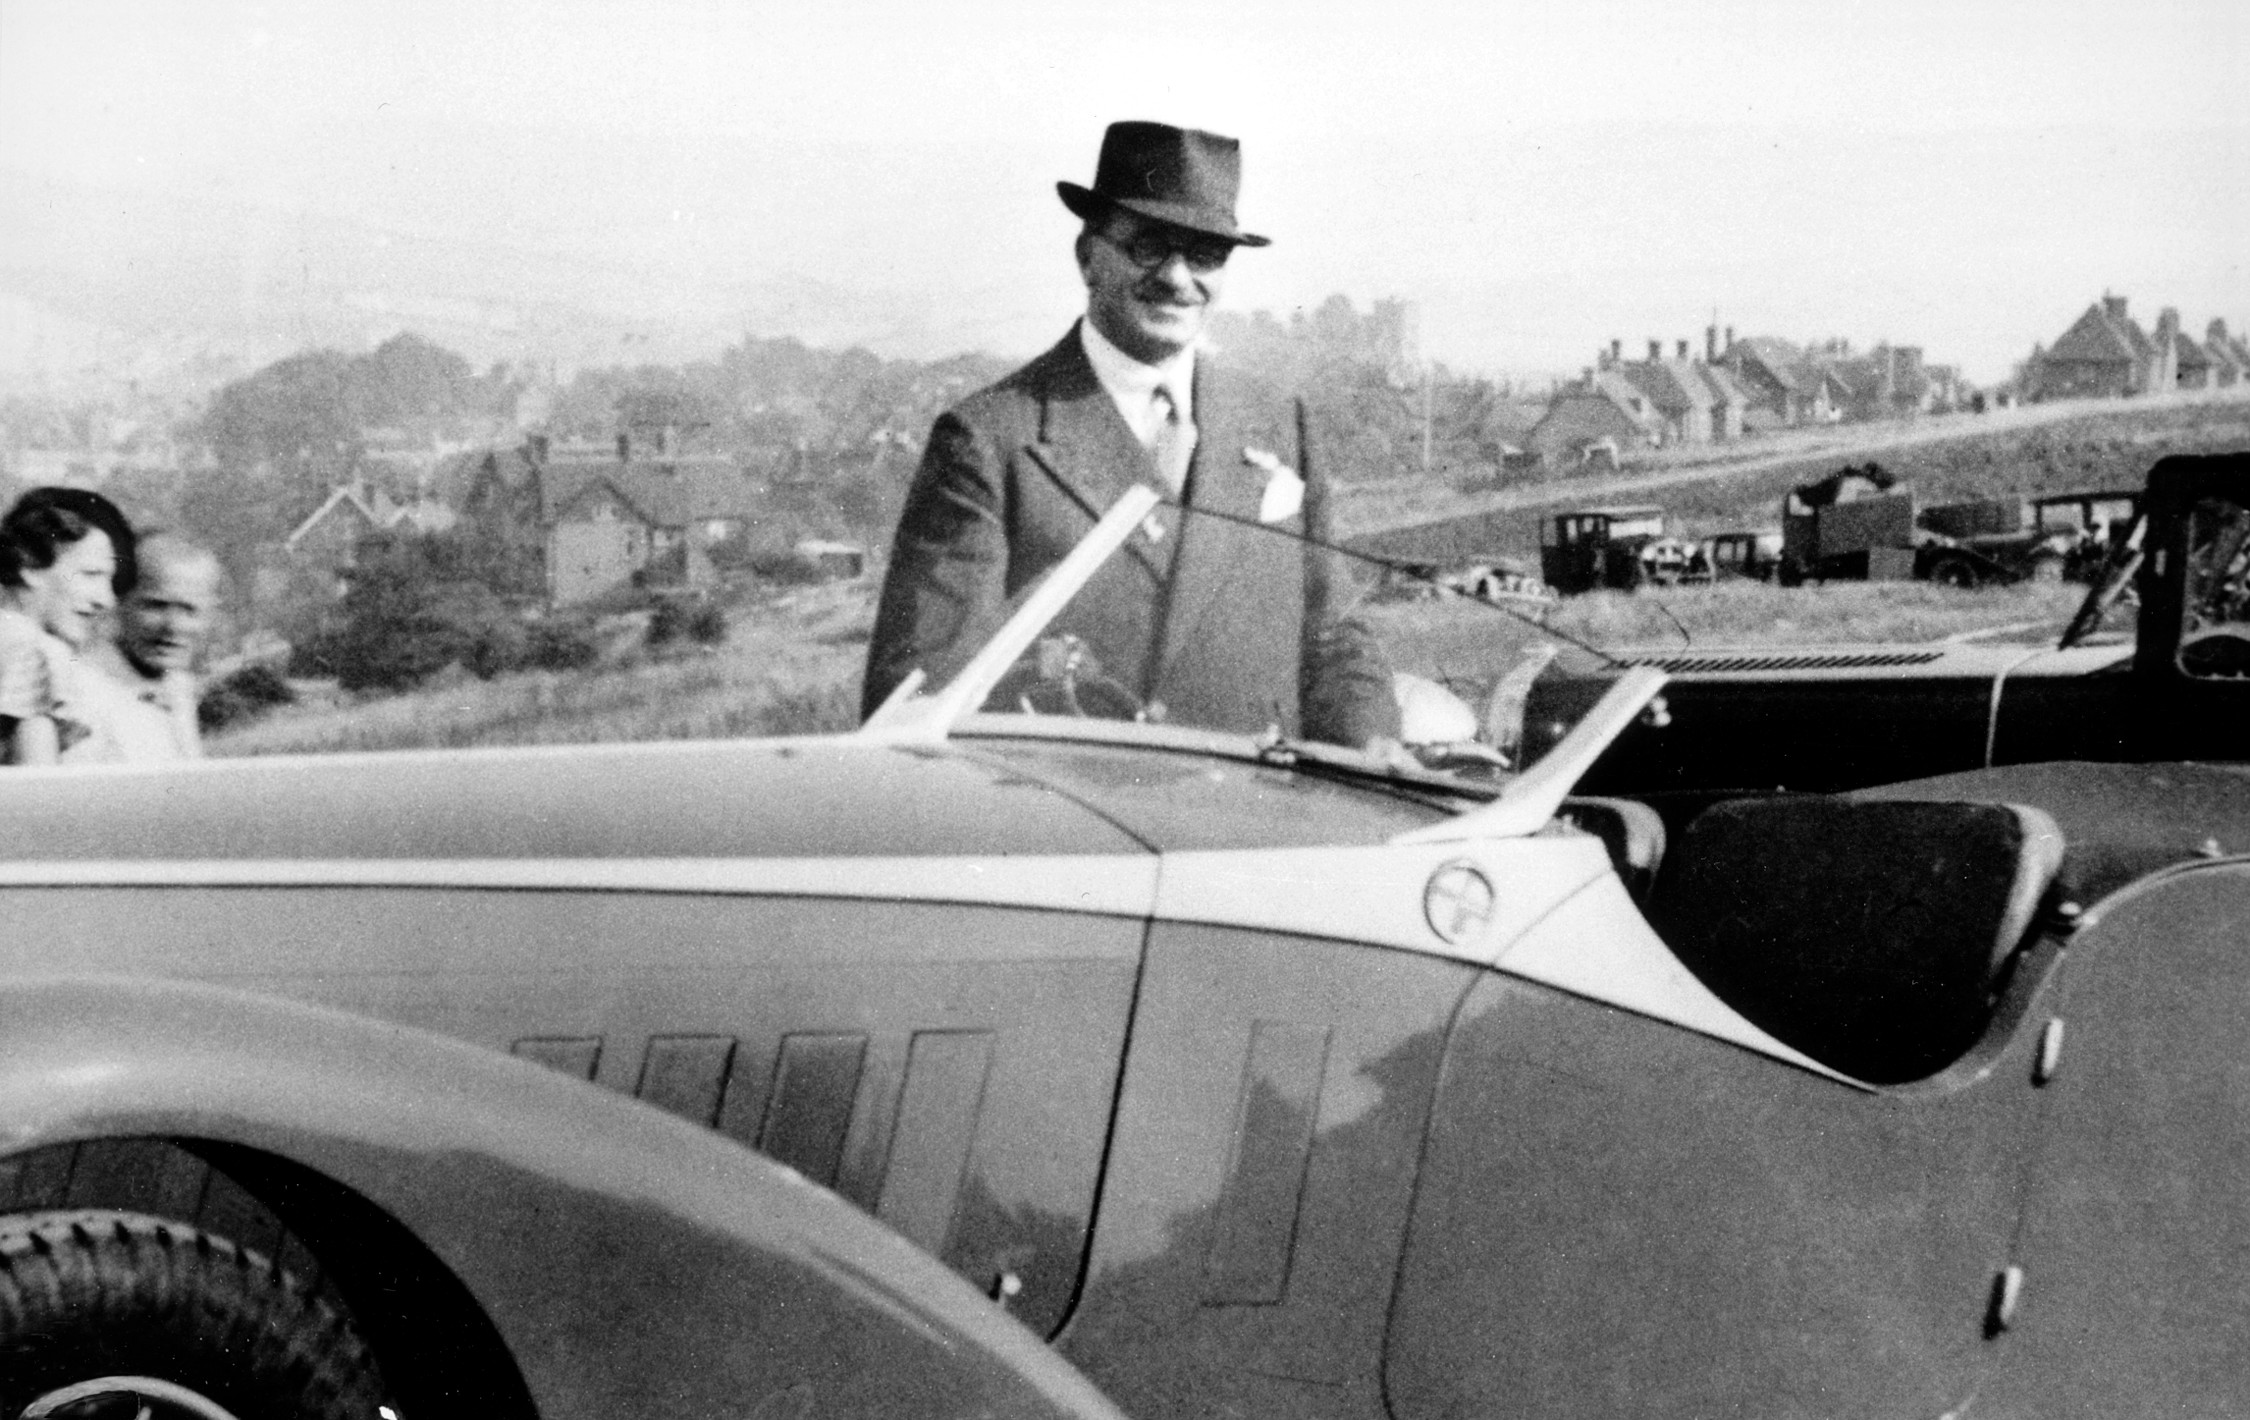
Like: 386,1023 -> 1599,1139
1777,464 -> 2137,589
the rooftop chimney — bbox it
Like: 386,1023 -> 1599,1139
2104,293 -> 2129,321
1648,340 -> 1662,362
1677,340 -> 1690,360
1706,325 -> 1717,362
1611,338 -> 1623,363
1724,325 -> 1734,352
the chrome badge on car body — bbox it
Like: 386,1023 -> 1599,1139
1423,860 -> 1497,945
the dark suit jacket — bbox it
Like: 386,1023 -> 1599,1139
863,325 -> 1398,746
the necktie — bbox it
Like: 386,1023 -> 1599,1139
1151,385 -> 1197,497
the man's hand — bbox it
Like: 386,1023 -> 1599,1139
1360,734 -> 1425,775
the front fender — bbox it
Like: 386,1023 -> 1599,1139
0,975 -> 1123,1420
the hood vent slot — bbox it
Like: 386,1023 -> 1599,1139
1617,649 -> 1947,674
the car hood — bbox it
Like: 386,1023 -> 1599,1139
954,722 -> 1460,851
0,737 -> 1153,862
0,727 -> 1464,864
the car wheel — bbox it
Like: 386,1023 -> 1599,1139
1928,554 -> 1981,590
0,1210 -> 388,1420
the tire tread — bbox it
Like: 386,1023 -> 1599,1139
0,1208 -> 385,1420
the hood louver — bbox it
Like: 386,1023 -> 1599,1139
1616,649 -> 1947,674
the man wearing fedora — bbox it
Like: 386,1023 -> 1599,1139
862,120 -> 1399,747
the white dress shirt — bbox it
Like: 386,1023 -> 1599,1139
1079,319 -> 1197,453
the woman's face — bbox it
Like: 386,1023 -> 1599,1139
19,530 -> 117,649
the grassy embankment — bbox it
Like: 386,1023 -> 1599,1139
211,580 -> 872,757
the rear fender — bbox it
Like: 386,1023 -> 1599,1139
0,976 -> 1122,1420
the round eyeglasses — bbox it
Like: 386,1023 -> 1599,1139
1099,225 -> 1234,275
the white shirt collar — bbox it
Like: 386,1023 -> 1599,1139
1079,319 -> 1196,444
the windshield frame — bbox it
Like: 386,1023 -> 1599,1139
856,486 -> 1673,830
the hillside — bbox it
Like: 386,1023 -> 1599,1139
1344,391 -> 2250,561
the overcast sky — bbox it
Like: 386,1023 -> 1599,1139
3,0 -> 2245,383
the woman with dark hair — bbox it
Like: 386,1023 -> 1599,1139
0,487 -> 138,765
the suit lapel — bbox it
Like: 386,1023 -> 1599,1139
1022,327 -> 1168,579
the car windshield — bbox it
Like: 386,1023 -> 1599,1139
859,487 -> 1660,796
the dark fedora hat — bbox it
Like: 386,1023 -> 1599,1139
1057,121 -> 1270,247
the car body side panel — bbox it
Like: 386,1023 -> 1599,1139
1986,861 -> 2250,1418
0,885 -> 1141,1337
1057,925 -> 1478,1420
1387,927 -> 2064,1419
0,978 -> 1127,1420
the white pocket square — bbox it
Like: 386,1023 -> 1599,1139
1244,447 -> 1304,523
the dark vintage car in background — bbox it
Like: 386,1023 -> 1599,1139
7,485 -> 2250,1418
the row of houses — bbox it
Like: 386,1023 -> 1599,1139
2028,295 -> 2249,401
288,429 -> 878,607
1524,328 -> 1967,467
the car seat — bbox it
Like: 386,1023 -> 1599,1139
1649,796 -> 2065,1084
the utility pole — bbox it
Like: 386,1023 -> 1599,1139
1421,361 -> 1434,474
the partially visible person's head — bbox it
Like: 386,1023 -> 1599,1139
0,487 -> 136,650
1059,121 -> 1267,366
118,533 -> 220,678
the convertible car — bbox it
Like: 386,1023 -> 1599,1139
5,483 -> 2249,1419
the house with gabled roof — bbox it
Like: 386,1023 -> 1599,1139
448,432 -> 765,605
2034,294 -> 2164,400
1525,367 -> 1662,466
1721,336 -> 1805,428
1698,360 -> 1749,441
284,482 -> 389,569
285,479 -> 457,556
2169,324 -> 2215,391
538,435 -> 759,606
1720,335 -> 1851,428
1619,340 -> 1719,445
283,476 -> 460,600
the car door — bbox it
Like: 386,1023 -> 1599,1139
1982,860 -> 2250,1418
1385,858 -> 2066,1420
1053,832 -> 1603,1420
